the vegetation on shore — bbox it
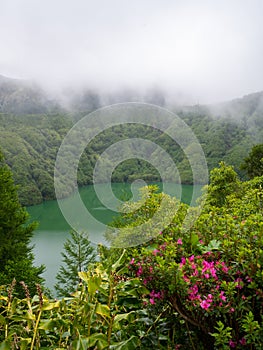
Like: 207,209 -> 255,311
0,102 -> 260,206
0,157 -> 263,348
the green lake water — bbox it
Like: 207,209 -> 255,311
28,182 -> 202,294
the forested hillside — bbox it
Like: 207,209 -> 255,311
0,76 -> 262,205
0,75 -> 61,115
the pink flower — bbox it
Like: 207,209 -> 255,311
181,257 -> 186,265
239,338 -> 246,345
177,238 -> 183,245
235,278 -> 243,289
202,260 -> 210,270
221,262 -> 229,273
136,266 -> 143,277
183,275 -> 190,283
189,255 -> 195,262
152,249 -> 160,256
200,300 -> 211,310
204,273 -> 210,279
199,240 -> 204,244
189,284 -> 198,294
150,291 -> 162,299
229,340 -> 237,348
149,298 -> 155,305
210,267 -> 217,278
219,291 -> 226,302
160,243 -> 167,251
192,269 -> 199,276
129,258 -> 135,265
207,294 -> 213,301
150,290 -> 156,297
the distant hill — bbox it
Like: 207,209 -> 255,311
0,75 -> 61,115
210,91 -> 263,120
0,75 -> 262,205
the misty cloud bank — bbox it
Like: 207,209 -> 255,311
0,0 -> 263,104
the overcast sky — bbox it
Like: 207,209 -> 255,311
0,0 -> 263,103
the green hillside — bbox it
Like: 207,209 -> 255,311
0,76 -> 262,205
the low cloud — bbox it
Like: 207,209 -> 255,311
0,0 -> 263,103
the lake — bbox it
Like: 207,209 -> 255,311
28,182 -> 202,294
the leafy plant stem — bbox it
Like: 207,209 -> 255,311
30,309 -> 42,350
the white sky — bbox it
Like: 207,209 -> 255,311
0,0 -> 263,103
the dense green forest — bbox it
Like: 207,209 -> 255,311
0,106 -> 257,206
0,75 -> 262,205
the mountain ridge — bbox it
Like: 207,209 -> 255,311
0,74 -> 262,205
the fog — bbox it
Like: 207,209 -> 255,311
0,0 -> 263,104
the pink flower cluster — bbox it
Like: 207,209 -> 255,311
200,294 -> 213,310
179,253 -> 233,311
149,290 -> 164,304
128,254 -> 165,305
229,337 -> 246,348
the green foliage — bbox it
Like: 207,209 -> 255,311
241,143 -> 263,178
0,150 -> 45,297
0,113 -> 72,205
211,321 -> 232,349
1,163 -> 263,348
0,257 -> 155,349
205,161 -> 241,207
105,185 -> 185,248
1,93 -> 262,206
55,230 -> 97,297
104,167 -> 263,348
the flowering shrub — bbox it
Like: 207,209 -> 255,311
119,167 -> 263,349
1,164 -> 263,349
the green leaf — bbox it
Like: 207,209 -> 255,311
0,315 -> 6,325
42,300 -> 60,310
190,233 -> 199,246
205,239 -> 221,252
25,310 -> 36,320
95,303 -> 110,317
0,341 -> 11,350
111,249 -> 126,272
73,334 -> 108,350
114,311 -> 136,323
144,244 -> 159,252
89,275 -> 102,295
110,336 -> 140,349
87,333 -> 108,349
19,338 -> 31,350
72,336 -> 89,350
38,319 -> 58,330
158,335 -> 169,340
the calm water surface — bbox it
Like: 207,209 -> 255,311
28,183 -> 202,294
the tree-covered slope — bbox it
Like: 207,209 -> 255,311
0,113 -> 73,205
0,75 -> 61,115
0,77 -> 262,206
